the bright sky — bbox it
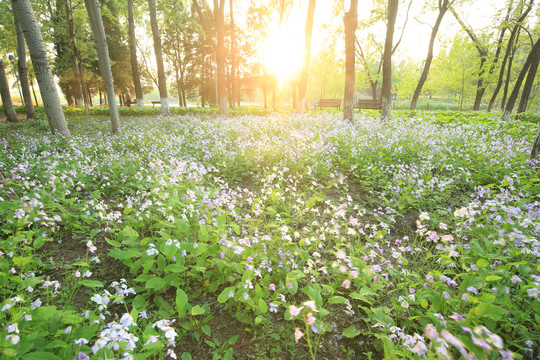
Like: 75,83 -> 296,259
257,0 -> 512,85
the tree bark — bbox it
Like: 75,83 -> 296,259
230,0 -> 237,110
214,0 -> 228,115
12,0 -> 70,136
503,36 -> 540,120
128,0 -> 144,108
84,0 -> 120,133
64,0 -> 84,108
410,0 -> 451,110
343,0 -> 358,122
148,0 -> 170,115
488,0 -> 533,111
13,8 -> 35,119
0,60 -> 19,123
381,0 -> 399,121
518,46 -> 540,113
296,0 -> 316,113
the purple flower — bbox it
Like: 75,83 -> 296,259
466,286 -> 478,294
461,294 -> 469,301
442,291 -> 450,299
269,284 -> 276,291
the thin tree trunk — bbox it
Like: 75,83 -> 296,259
64,0 -> 84,108
0,60 -> 19,123
297,0 -> 316,113
214,0 -> 229,115
230,0 -> 236,110
12,0 -> 70,135
411,0 -> 451,110
501,37 -> 518,109
78,61 -> 90,114
343,0 -> 358,121
128,0 -> 144,108
84,0 -> 120,133
13,9 -> 35,119
503,36 -> 540,120
518,45 -> 540,113
29,72 -> 39,106
381,0 -> 399,121
148,0 -> 170,115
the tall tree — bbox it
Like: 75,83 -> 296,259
128,0 -> 144,107
517,40 -> 540,113
503,36 -> 540,119
84,0 -> 120,133
296,0 -> 316,113
0,59 -> 19,123
11,0 -> 70,136
410,0 -> 454,110
381,0 -> 399,121
64,0 -> 85,110
488,0 -> 534,111
230,0 -> 237,109
149,0 -> 170,115
12,5 -> 35,119
343,0 -> 358,121
192,0 -> 228,115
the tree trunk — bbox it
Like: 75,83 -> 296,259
78,61 -> 90,114
84,0 -> 120,133
214,0 -> 229,115
230,0 -> 237,110
381,0 -> 399,121
518,45 -> 540,113
149,0 -> 170,115
296,0 -> 316,113
343,0 -> 358,121
0,60 -> 19,123
503,36 -> 540,120
128,0 -> 144,108
12,0 -> 70,136
501,38 -> 518,109
13,8 -> 35,119
29,72 -> 39,106
64,0 -> 84,108
410,0 -> 450,110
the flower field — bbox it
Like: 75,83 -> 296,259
1,111 -> 539,359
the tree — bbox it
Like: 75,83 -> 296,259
296,0 -> 316,113
488,0 -> 534,111
12,0 -> 70,136
502,36 -> 540,119
229,0 -> 237,109
63,0 -> 86,111
12,5 -> 35,119
381,0 -> 399,121
84,0 -> 120,133
149,0 -> 170,115
192,0 -> 229,115
343,0 -> 358,121
410,0 -> 455,110
128,0 -> 144,107
0,59 -> 19,123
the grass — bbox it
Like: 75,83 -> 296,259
0,110 -> 539,359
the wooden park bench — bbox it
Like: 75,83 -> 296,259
151,101 -> 161,107
354,99 -> 382,111
314,99 -> 341,110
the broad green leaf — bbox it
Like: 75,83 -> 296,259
80,280 -> 104,288
328,296 -> 348,304
22,352 -> 62,360
191,305 -> 205,315
181,352 -> 193,360
342,326 -> 360,338
218,287 -> 234,304
485,275 -> 502,281
176,289 -> 188,319
259,298 -> 268,313
145,277 -> 167,291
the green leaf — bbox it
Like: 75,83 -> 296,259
254,315 -> 263,325
176,289 -> 188,319
145,277 -> 167,291
22,352 -> 62,360
44,340 -> 67,349
108,248 -> 141,260
342,326 -> 360,338
80,280 -> 104,288
104,237 -> 121,247
469,303 -> 507,321
218,287 -> 234,303
259,298 -> 268,313
476,258 -> 489,268
33,237 -> 46,249
224,348 -> 233,360
181,352 -> 193,360
328,296 -> 348,304
485,275 -> 502,282
191,305 -> 205,315
349,287 -> 376,304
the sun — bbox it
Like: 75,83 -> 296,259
261,23 -> 304,86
